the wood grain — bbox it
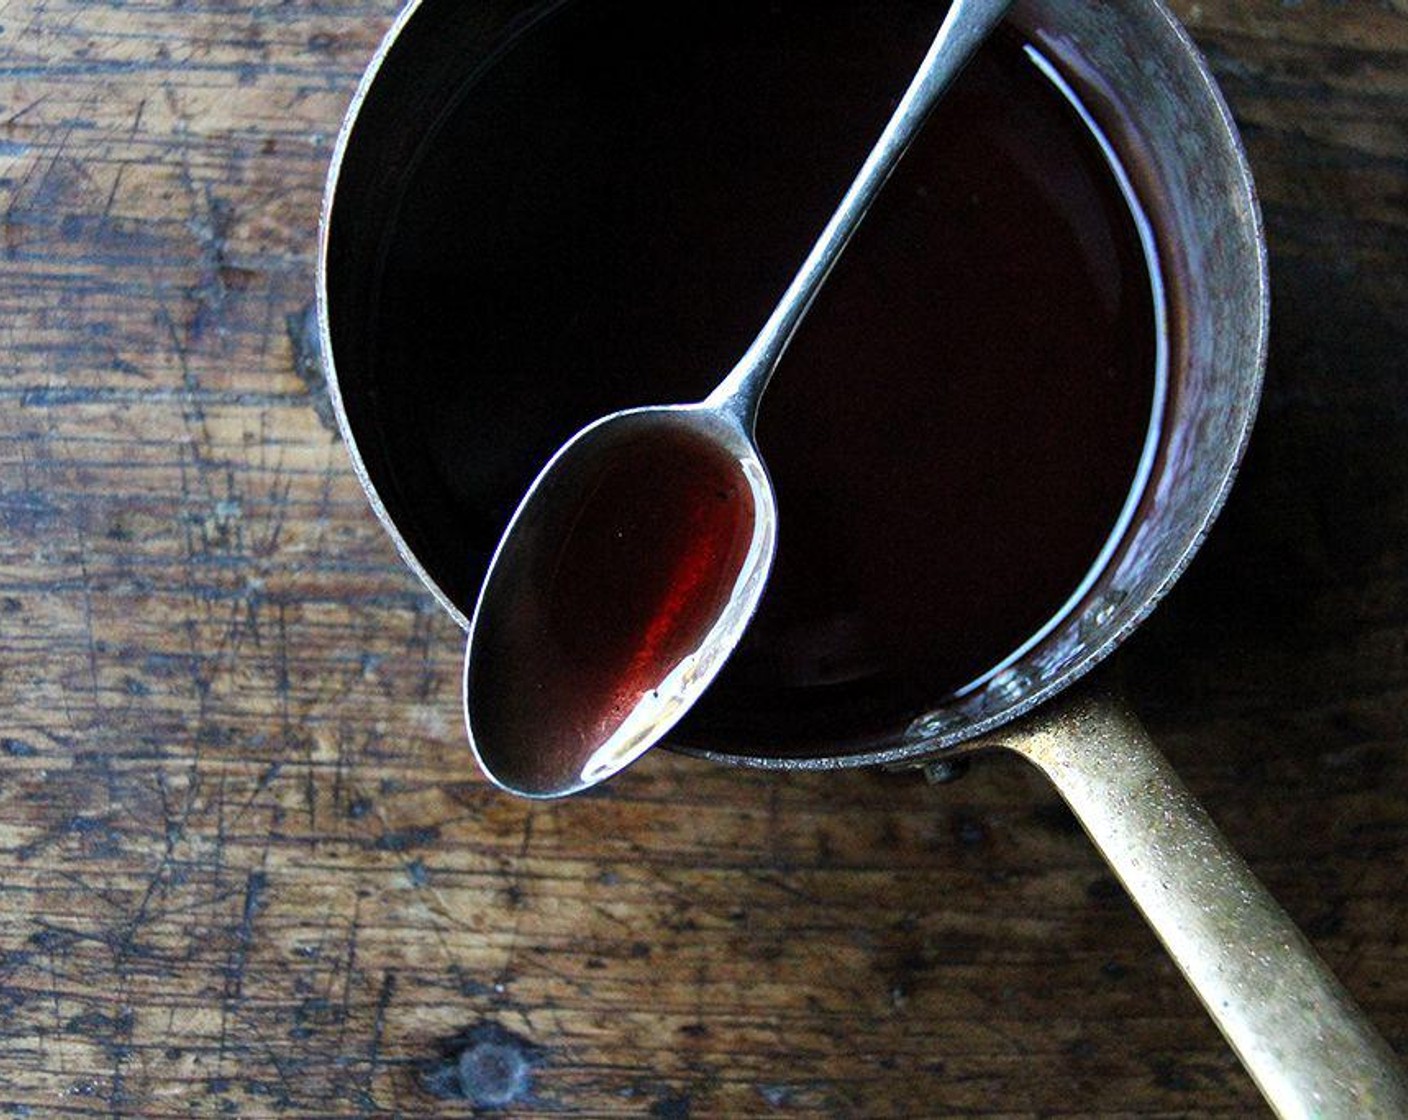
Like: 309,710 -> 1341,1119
0,1 -> 1405,1115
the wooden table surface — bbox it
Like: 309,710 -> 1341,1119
1,1 -> 1406,1115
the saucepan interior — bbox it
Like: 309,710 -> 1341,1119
319,0 -> 1266,770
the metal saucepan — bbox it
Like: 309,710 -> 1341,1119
317,1 -> 1408,1113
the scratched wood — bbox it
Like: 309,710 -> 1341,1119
0,1 -> 1404,1116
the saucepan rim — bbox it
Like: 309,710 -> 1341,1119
316,0 -> 1269,773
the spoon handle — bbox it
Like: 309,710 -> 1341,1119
706,0 -> 1015,428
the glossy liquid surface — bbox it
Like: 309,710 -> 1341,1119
374,1 -> 1162,757
467,417 -> 761,794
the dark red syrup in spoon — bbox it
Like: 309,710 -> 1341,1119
466,417 -> 761,795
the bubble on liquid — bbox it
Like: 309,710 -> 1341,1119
908,709 -> 970,741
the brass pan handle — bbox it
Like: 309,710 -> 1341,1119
990,690 -> 1408,1118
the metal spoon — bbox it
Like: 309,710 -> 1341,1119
463,0 -> 1014,798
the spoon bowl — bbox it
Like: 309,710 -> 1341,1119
464,405 -> 775,798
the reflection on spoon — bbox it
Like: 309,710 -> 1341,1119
463,0 -> 1015,798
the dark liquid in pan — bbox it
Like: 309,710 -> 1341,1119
373,1 -> 1162,756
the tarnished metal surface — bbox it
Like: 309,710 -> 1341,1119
319,0 -> 1267,773
998,690 -> 1408,1118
